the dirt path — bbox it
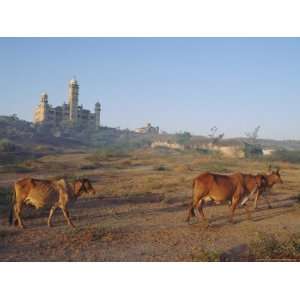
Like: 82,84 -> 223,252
1,191 -> 299,261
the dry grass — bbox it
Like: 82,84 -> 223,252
191,249 -> 220,262
2,148 -> 300,202
1,148 -> 300,261
3,148 -> 299,201
249,232 -> 300,260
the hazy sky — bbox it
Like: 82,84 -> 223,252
0,38 -> 300,140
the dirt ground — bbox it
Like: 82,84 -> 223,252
0,149 -> 300,261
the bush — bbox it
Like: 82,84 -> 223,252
250,233 -> 300,260
80,164 -> 101,170
244,143 -> 263,158
0,139 -> 18,152
175,132 -> 192,145
153,165 -> 168,171
0,187 -> 11,216
192,249 -> 220,262
196,148 -> 213,155
270,149 -> 300,164
0,187 -> 11,201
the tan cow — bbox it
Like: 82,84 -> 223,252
186,172 -> 258,225
9,177 -> 96,229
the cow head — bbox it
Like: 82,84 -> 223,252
74,178 -> 96,197
267,166 -> 283,186
256,174 -> 268,190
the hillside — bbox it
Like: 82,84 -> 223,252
0,115 -> 154,153
1,115 -> 300,153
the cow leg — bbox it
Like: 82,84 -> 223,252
229,197 -> 239,224
14,203 -> 25,229
185,203 -> 196,223
196,200 -> 206,220
196,199 -> 209,227
253,191 -> 260,209
186,190 -> 206,223
61,207 -> 75,228
265,197 -> 272,209
48,204 -> 58,227
254,192 -> 272,209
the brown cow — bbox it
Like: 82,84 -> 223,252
186,172 -> 258,225
9,177 -> 96,229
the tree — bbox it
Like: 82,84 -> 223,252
208,126 -> 224,145
243,126 -> 263,158
175,131 -> 192,145
245,126 -> 261,143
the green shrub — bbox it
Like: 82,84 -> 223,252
0,139 -> 18,152
153,165 -> 168,171
269,149 -> 300,164
175,132 -> 192,145
80,164 -> 101,170
0,187 -> 12,216
0,187 -> 11,200
244,143 -> 263,158
196,148 -> 213,155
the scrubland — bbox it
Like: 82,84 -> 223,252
0,148 -> 300,261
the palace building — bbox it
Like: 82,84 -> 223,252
34,78 -> 101,129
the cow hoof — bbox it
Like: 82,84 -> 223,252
185,218 -> 191,224
204,222 -> 210,229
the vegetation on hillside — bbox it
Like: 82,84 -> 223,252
3,114 -> 300,167
175,131 -> 192,145
0,139 -> 19,152
269,149 -> 300,163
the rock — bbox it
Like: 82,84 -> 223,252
220,244 -> 253,262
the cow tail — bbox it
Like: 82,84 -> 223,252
192,177 -> 197,196
8,187 -> 16,225
192,179 -> 196,200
